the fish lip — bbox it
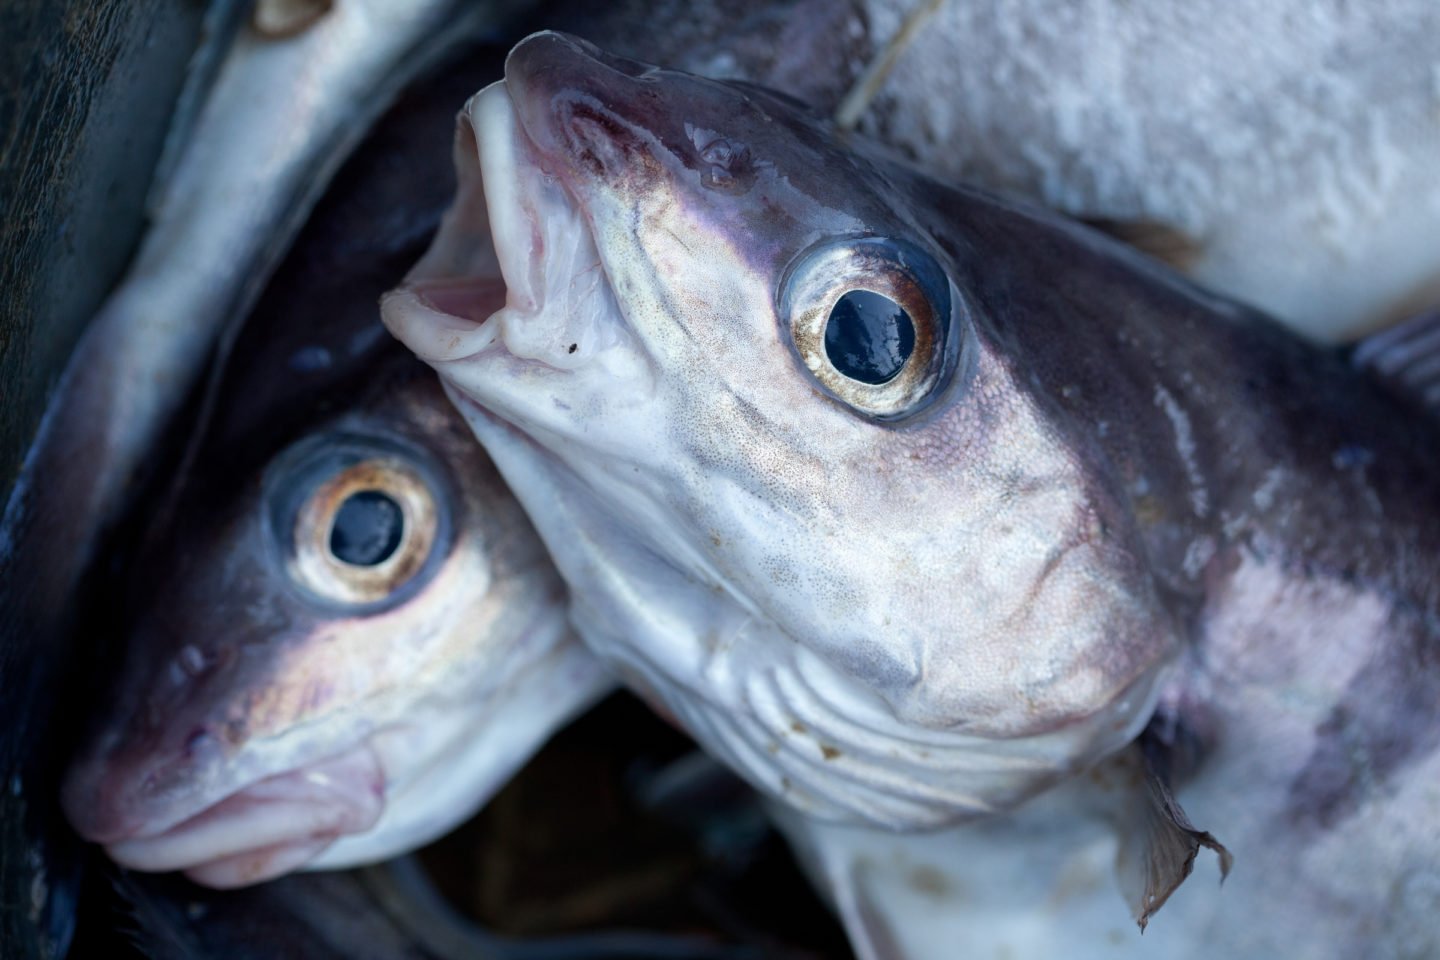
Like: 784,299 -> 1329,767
383,77 -> 536,365
505,31 -> 657,87
95,739 -> 385,880
64,730 -> 387,850
385,65 -> 609,370
384,32 -> 643,372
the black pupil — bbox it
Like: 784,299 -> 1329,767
824,289 -> 915,384
329,490 -> 404,566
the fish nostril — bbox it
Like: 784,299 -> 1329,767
178,644 -> 208,677
561,104 -> 631,178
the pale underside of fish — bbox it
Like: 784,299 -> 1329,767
382,33 -> 1440,959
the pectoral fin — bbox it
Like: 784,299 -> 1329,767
1108,733 -> 1232,932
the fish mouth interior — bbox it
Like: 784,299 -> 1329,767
385,79 -> 608,370
99,740 -> 385,888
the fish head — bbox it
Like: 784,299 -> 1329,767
384,33 -> 1180,825
63,370 -> 607,886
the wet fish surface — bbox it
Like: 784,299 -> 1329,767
384,33 -> 1440,958
63,357 -> 608,886
58,46 -> 610,890
34,1 -> 1439,954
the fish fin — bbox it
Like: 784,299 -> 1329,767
1108,733 -> 1232,933
635,750 -> 770,840
846,883 -> 910,960
767,807 -> 906,960
1352,308 -> 1440,419
1081,218 -> 1204,272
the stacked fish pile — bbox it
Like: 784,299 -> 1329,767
5,1 -> 1438,958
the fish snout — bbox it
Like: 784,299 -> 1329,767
61,704 -> 238,845
504,32 -> 662,185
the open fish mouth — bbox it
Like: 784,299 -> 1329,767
382,71 -> 620,376
91,740 -> 385,888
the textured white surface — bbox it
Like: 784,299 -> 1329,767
852,0 -> 1440,340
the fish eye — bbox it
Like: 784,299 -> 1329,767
329,490 -> 405,566
780,237 -> 959,419
269,436 -> 449,608
825,290 -> 915,384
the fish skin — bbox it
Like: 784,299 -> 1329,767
390,34 -> 1189,826
39,2 -> 1435,895
383,33 -> 1440,957
58,44 -> 614,887
50,0 -> 1434,944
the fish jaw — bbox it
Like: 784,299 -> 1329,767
60,612 -> 398,883
383,73 -> 646,386
384,34 -> 1180,829
63,589 -> 599,884
63,550 -> 584,885
59,547 -> 400,858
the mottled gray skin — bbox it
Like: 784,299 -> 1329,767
385,35 -> 1440,956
